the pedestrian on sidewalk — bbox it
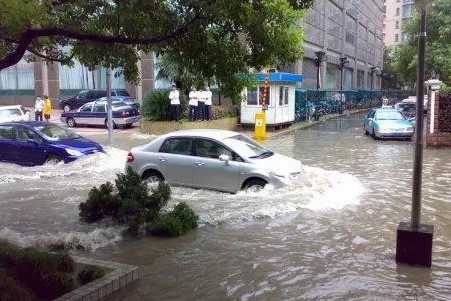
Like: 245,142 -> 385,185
188,87 -> 198,122
43,95 -> 52,122
34,96 -> 45,121
197,88 -> 206,121
204,86 -> 213,121
169,84 -> 181,122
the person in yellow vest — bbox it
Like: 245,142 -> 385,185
43,95 -> 52,122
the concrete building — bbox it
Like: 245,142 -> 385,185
295,0 -> 385,90
383,0 -> 415,46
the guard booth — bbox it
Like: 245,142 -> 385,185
240,72 -> 304,128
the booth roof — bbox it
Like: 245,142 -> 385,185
256,72 -> 304,83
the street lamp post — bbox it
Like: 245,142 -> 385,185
396,0 -> 433,267
106,67 -> 113,145
315,51 -> 326,90
338,57 -> 349,113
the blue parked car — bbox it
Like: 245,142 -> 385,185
0,122 -> 104,166
363,108 -> 415,140
60,101 -> 140,128
95,96 -> 141,111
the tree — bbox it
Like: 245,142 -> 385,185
0,0 -> 313,97
389,0 -> 451,86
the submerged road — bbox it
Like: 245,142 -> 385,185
1,114 -> 451,300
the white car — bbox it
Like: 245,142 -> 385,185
402,95 -> 428,113
0,105 -> 31,123
126,129 -> 303,193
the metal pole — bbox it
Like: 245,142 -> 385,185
317,63 -> 321,90
411,7 -> 426,229
340,67 -> 343,105
106,67 -> 113,145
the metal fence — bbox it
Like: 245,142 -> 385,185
294,89 -> 415,122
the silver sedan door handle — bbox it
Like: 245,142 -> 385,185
195,162 -> 205,166
159,158 -> 167,162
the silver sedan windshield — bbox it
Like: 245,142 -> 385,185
223,134 -> 270,158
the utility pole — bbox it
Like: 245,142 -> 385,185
411,5 -> 427,230
338,57 -> 349,113
106,67 -> 113,145
396,1 -> 433,267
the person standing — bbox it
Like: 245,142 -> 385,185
43,95 -> 52,122
197,88 -> 206,121
188,87 -> 198,122
169,84 -> 181,121
204,86 -> 213,121
34,96 -> 45,121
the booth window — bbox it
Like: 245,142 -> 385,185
247,86 -> 271,106
279,86 -> 289,106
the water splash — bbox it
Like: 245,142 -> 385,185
0,146 -> 363,250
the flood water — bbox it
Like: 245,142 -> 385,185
1,115 -> 451,300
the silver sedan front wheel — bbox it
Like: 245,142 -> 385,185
244,179 -> 267,193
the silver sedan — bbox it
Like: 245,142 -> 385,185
125,129 -> 303,193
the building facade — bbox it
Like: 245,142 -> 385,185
0,53 -> 157,107
296,0 -> 385,90
382,0 -> 415,46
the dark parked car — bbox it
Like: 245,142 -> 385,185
0,122 -> 104,166
60,101 -> 141,128
58,89 -> 130,112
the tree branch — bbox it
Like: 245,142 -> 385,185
0,15 -> 200,71
26,47 -> 74,64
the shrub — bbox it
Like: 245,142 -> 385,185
441,83 -> 451,97
77,266 -> 105,285
79,167 -> 172,235
149,202 -> 199,237
0,267 -> 36,301
79,182 -> 121,223
142,89 -> 188,121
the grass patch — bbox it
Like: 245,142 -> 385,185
77,266 -> 106,285
0,240 -> 83,300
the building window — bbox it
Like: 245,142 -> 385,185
346,32 -> 355,45
395,34 -> 399,42
279,86 -> 288,106
396,8 -> 400,16
247,86 -> 271,106
0,59 -> 34,90
395,21 -> 399,29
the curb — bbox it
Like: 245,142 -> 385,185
254,109 -> 368,139
54,256 -> 140,301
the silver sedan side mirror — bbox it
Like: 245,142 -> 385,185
219,154 -> 230,163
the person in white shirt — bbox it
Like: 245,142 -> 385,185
204,86 -> 213,121
168,84 -> 181,121
197,89 -> 206,121
188,87 -> 198,121
34,96 -> 45,121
